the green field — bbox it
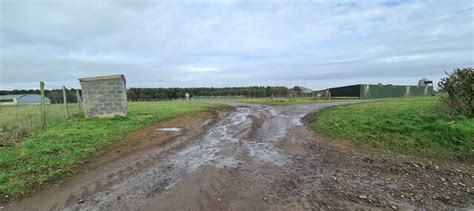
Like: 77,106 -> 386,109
0,104 -> 82,146
313,97 -> 474,159
0,101 -> 220,197
0,103 -> 82,128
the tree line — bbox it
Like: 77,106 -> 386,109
0,89 -> 80,104
0,86 -> 308,103
126,86 -> 294,101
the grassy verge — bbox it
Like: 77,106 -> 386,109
235,97 -> 353,106
0,101 -> 220,197
313,97 -> 474,159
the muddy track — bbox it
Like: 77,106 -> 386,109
5,102 -> 474,210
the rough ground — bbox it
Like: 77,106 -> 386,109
3,102 -> 473,210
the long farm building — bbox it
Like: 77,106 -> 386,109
315,84 -> 434,99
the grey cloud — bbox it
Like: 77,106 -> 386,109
0,0 -> 472,90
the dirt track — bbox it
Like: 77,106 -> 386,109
5,102 -> 474,210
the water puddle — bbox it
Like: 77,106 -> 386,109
156,128 -> 182,132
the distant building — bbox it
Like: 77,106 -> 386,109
418,78 -> 433,86
0,94 -> 51,105
315,83 -> 434,99
79,74 -> 128,118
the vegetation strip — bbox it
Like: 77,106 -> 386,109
0,101 -> 220,197
236,97 -> 352,106
313,97 -> 474,159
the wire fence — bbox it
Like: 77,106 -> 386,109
0,103 -> 83,147
0,84 -> 83,148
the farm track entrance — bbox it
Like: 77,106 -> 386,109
6,102 -> 473,210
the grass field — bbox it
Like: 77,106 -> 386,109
0,104 -> 82,146
0,104 -> 82,128
313,97 -> 474,159
0,101 -> 220,197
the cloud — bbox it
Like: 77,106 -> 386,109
179,66 -> 220,73
0,0 -> 472,90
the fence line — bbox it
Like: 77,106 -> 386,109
0,82 -> 83,147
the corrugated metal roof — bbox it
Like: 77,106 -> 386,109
0,94 -> 26,100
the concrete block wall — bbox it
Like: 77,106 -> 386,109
79,75 -> 128,118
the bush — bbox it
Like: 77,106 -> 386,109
438,68 -> 473,117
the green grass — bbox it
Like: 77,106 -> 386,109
0,101 -> 220,197
313,97 -> 474,159
0,104 -> 81,128
235,97 -> 354,106
0,104 -> 82,146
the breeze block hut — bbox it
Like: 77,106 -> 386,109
79,74 -> 128,118
0,94 -> 51,105
315,83 -> 434,99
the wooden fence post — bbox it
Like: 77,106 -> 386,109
63,86 -> 68,118
40,81 -> 46,128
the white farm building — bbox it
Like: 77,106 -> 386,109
0,94 -> 51,105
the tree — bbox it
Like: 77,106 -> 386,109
1,86 -> 292,102
127,89 -> 138,101
138,92 -> 152,101
438,67 -> 473,117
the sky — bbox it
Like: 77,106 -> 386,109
0,0 -> 473,90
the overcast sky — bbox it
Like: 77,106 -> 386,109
0,0 -> 473,90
